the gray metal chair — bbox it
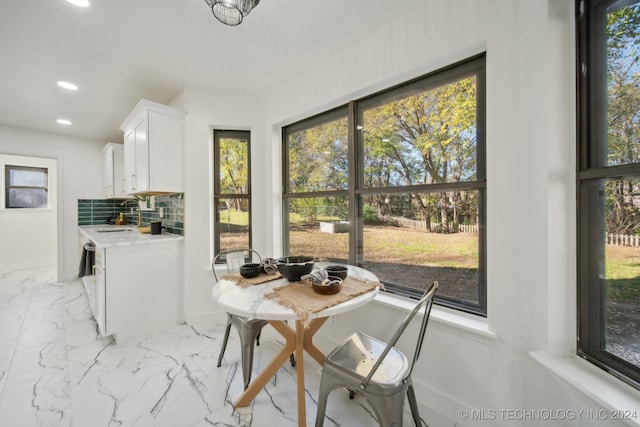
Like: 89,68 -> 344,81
212,248 -> 294,390
315,281 -> 439,427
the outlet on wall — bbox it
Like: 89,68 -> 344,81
159,207 -> 164,218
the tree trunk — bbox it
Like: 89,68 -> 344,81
439,192 -> 449,233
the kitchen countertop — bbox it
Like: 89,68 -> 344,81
78,225 -> 184,248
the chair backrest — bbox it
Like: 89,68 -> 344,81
361,281 -> 438,389
212,248 -> 262,282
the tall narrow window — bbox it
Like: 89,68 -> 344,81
214,130 -> 252,255
5,165 -> 48,209
578,0 -> 640,388
283,55 -> 486,315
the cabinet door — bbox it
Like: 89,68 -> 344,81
123,130 -> 136,194
111,144 -> 126,198
147,111 -> 184,193
94,248 -> 107,336
103,145 -> 114,198
134,118 -> 150,193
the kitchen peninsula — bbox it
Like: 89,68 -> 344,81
78,225 -> 184,343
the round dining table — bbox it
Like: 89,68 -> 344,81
211,261 -> 381,427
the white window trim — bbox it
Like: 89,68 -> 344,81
531,351 -> 640,427
373,292 -> 497,344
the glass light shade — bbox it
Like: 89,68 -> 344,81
212,0 -> 243,26
204,0 -> 260,26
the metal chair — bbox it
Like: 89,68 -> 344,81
315,281 -> 439,427
212,248 -> 294,390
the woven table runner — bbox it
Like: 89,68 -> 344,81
223,272 -> 282,288
265,277 -> 383,324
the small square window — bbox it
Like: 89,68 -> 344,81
5,165 -> 48,209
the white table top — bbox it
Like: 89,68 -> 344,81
211,262 -> 380,321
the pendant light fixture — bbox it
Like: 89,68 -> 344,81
204,0 -> 261,26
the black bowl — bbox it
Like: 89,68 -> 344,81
276,256 -> 315,281
239,263 -> 262,278
323,265 -> 348,280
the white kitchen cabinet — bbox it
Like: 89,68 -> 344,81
104,240 -> 183,342
78,227 -> 184,343
102,143 -> 126,198
120,99 -> 185,194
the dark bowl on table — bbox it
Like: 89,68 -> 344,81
323,265 -> 348,280
276,256 -> 315,281
312,276 -> 343,295
239,263 -> 262,278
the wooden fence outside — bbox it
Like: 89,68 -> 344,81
382,215 -> 479,235
386,217 -> 638,246
607,233 -> 640,247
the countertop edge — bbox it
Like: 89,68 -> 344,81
78,225 -> 184,248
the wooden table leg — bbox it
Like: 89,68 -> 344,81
234,317 -> 329,427
303,317 -> 327,366
234,320 -> 295,407
295,318 -> 327,427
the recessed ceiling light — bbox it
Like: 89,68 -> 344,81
57,81 -> 78,91
57,119 -> 72,125
65,0 -> 89,7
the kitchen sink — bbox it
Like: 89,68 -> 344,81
96,229 -> 133,233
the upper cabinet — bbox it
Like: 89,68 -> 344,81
119,100 -> 185,195
102,143 -> 126,199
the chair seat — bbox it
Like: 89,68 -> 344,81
316,282 -> 438,427
324,332 -> 410,396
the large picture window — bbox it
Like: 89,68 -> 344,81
214,130 -> 252,255
283,55 -> 486,315
577,0 -> 640,388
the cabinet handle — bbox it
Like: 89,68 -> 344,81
132,174 -> 137,190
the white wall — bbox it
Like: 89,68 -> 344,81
170,88 -> 268,319
0,124 -> 106,280
0,154 -> 57,268
253,0 -> 633,425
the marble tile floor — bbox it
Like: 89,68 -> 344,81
0,265 -> 418,427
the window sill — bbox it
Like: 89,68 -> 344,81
0,207 -> 53,213
531,351 -> 640,427
373,292 -> 498,344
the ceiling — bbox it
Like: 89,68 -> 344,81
0,0 -> 422,143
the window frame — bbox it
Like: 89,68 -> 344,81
576,0 -> 640,389
4,164 -> 49,209
213,129 -> 252,256
282,54 -> 487,316
281,105 -> 350,256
